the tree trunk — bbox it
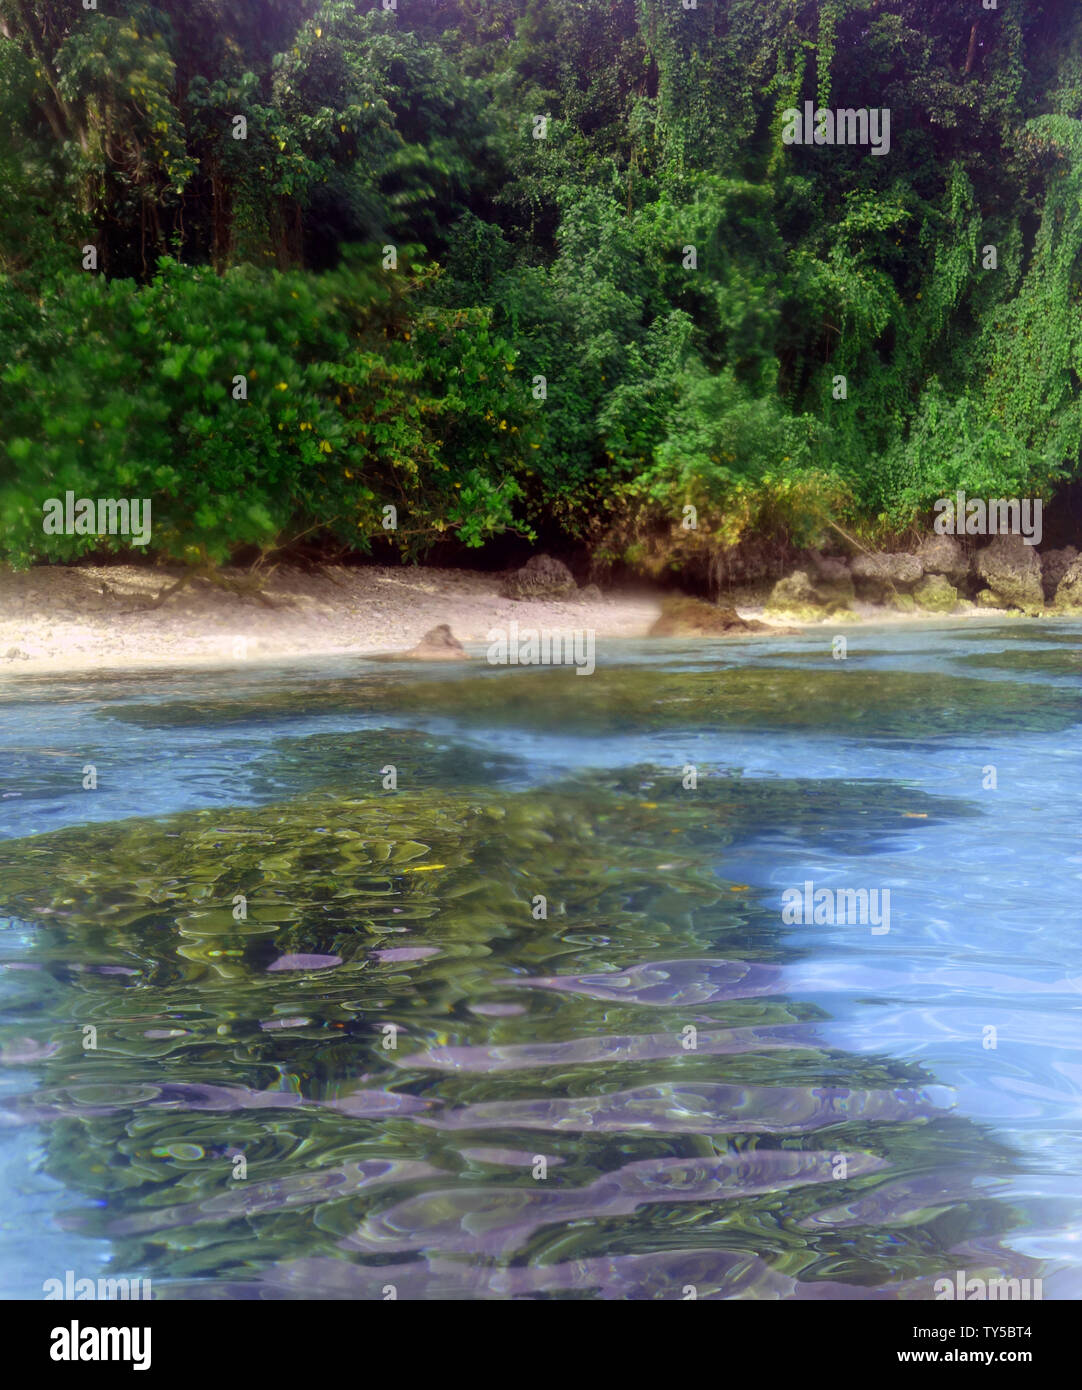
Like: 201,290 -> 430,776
965,22 -> 980,75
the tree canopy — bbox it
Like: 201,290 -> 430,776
2,0 -> 1080,574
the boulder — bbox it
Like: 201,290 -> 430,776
576,583 -> 603,603
916,534 -> 968,587
765,570 -> 852,622
849,551 -> 924,599
1053,556 -> 1082,613
1041,546 -> 1079,603
402,625 -> 469,660
648,596 -> 783,637
974,534 -> 1043,614
500,554 -> 576,600
802,551 -> 856,604
912,574 -> 961,613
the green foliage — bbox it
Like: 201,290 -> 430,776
0,254 -> 534,566
2,0 -> 1082,571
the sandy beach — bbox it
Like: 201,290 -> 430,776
0,563 -> 663,676
0,562 -> 1023,678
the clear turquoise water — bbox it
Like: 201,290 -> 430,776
1,620 -> 1080,1299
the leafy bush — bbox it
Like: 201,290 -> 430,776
0,254 -> 536,567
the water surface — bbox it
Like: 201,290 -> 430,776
1,620 -> 1079,1299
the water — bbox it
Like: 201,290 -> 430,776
1,620 -> 1080,1299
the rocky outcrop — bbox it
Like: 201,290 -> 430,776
849,551 -> 924,600
974,534 -> 1043,614
1053,556 -> 1082,613
500,554 -> 576,600
1041,546 -> 1079,603
765,569 -> 854,622
648,596 -> 783,636
916,534 -> 969,588
912,574 -> 960,613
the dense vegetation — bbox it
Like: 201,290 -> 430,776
2,0 -> 1081,578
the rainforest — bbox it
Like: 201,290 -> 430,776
2,0 -> 1082,578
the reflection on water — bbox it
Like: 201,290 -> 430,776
0,621 -> 1080,1298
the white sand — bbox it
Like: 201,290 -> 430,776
0,563 -> 663,676
0,563 -> 1021,678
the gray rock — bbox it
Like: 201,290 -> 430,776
974,534 -> 1044,613
649,596 -> 777,636
364,625 -> 464,661
850,552 -> 924,594
500,554 -> 577,600
916,534 -> 968,586
1041,546 -> 1078,602
802,551 -> 856,604
401,625 -> 469,661
764,570 -> 852,622
1053,556 -> 1082,613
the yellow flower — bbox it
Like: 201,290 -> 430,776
275,382 -> 288,391
319,440 -> 333,453
499,419 -> 507,430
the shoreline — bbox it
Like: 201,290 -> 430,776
0,561 -> 1049,679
